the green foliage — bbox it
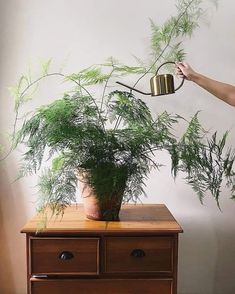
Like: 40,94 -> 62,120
7,0 -> 235,221
67,66 -> 111,86
108,91 -> 153,127
179,130 -> 235,207
39,58 -> 52,76
146,0 -> 217,73
37,165 -> 77,216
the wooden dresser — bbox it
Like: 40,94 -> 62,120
21,204 -> 183,294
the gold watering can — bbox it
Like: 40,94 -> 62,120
116,61 -> 184,96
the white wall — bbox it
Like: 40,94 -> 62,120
0,0 -> 235,293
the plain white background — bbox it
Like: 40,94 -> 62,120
0,0 -> 235,293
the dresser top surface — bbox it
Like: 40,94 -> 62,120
21,204 -> 183,234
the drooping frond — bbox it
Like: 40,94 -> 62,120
9,0 -> 234,224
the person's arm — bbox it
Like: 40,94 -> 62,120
175,61 -> 235,107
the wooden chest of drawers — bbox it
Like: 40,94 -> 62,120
21,204 -> 183,294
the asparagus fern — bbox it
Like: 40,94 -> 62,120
3,0 -> 234,221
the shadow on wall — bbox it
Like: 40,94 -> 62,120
0,1 -> 26,292
0,170 -> 14,293
0,161 -> 28,294
0,0 -> 29,291
213,204 -> 235,294
178,212 -> 217,294
178,207 -> 235,294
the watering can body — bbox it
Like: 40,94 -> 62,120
150,73 -> 175,96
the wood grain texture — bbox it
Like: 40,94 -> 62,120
21,204 -> 183,234
22,204 -> 182,294
105,236 -> 173,274
30,237 -> 99,275
30,278 -> 173,294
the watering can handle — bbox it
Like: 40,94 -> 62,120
156,61 -> 185,91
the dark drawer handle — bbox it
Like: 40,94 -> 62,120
59,251 -> 74,260
130,249 -> 146,258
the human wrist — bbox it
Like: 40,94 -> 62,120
189,71 -> 200,82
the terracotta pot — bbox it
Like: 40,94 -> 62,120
77,171 -> 123,221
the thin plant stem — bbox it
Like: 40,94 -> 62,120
100,67 -> 115,113
0,72 -> 105,161
132,0 -> 196,90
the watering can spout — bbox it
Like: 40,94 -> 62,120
116,81 -> 151,95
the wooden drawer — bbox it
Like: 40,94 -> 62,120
105,236 -> 173,274
31,278 -> 173,294
30,237 -> 99,275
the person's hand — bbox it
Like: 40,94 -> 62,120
175,61 -> 197,81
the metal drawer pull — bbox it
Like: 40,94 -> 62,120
130,249 -> 146,258
59,251 -> 74,260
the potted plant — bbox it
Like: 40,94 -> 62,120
5,0 -> 235,223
